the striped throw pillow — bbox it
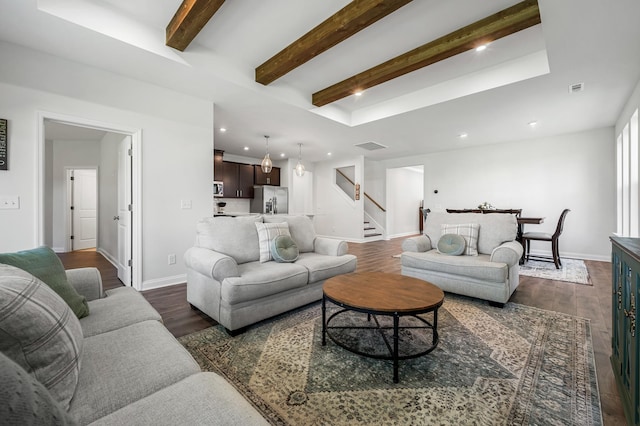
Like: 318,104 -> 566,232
0,264 -> 83,410
441,223 -> 480,256
255,222 -> 291,263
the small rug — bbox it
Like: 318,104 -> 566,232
179,297 -> 602,425
519,258 -> 592,285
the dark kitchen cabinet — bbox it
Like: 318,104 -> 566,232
254,165 -> 280,186
214,150 -> 224,182
223,162 -> 254,198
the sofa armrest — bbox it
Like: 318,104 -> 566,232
184,247 -> 239,282
66,267 -> 103,301
402,235 -> 432,253
314,237 -> 348,256
490,241 -> 524,266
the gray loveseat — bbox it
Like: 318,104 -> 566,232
401,212 -> 523,306
184,214 -> 357,333
0,263 -> 267,425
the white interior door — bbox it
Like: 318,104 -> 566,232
117,136 -> 132,286
71,169 -> 97,250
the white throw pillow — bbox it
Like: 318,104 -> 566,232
441,223 -> 480,256
255,222 -> 291,263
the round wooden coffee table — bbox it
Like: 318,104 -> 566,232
322,272 -> 444,383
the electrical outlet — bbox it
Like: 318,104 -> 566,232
180,200 -> 192,209
0,196 -> 20,209
168,253 -> 176,265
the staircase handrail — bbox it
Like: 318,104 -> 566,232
336,169 -> 386,212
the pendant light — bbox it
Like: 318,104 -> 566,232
261,135 -> 272,173
295,143 -> 305,177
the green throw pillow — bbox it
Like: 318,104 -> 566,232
270,235 -> 299,263
0,246 -> 90,318
437,233 -> 466,256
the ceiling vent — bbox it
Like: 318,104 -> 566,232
568,82 -> 585,93
355,141 -> 388,151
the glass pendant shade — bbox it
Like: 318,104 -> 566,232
261,135 -> 273,173
295,143 -> 305,177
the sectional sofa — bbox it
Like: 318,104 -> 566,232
0,253 -> 267,425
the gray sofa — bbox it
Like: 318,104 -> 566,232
0,264 -> 267,426
401,212 -> 523,306
184,214 -> 357,333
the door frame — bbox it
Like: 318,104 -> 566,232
64,167 -> 99,252
37,111 -> 143,290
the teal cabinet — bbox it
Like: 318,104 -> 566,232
611,236 -> 640,426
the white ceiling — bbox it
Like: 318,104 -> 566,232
1,0 -> 639,163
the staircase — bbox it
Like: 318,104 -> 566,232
364,220 -> 382,239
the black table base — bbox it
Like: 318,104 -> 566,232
321,295 -> 440,383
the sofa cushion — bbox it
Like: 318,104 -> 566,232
0,264 -> 83,410
401,250 -> 508,283
256,222 -> 291,263
222,261 -> 309,305
441,223 -> 479,256
69,320 -> 200,425
437,233 -> 466,256
263,215 -> 316,253
196,215 -> 263,264
271,234 -> 299,263
295,252 -> 358,283
81,287 -> 162,337
91,372 -> 268,426
0,246 -> 89,318
0,351 -> 75,426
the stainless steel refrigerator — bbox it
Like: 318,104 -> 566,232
250,185 -> 288,214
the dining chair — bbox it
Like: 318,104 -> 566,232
521,209 -> 570,269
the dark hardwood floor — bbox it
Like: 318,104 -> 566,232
57,240 -> 625,425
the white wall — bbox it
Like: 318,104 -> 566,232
98,132 -> 123,261
0,43 -> 214,290
386,167 -> 423,238
372,127 -> 615,260
313,156 -> 365,241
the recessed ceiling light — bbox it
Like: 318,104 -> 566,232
475,44 -> 488,52
327,152 -> 332,156
459,133 -> 468,139
280,153 -> 285,157
220,127 -> 227,132
354,90 -> 363,97
243,146 -> 249,151
528,121 -> 538,127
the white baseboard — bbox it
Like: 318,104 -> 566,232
96,248 -> 118,268
386,230 -> 419,240
141,274 -> 187,291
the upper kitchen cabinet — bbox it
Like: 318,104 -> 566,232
254,165 -> 280,186
223,162 -> 254,198
214,150 -> 224,182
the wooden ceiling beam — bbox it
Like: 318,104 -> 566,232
312,0 -> 541,107
255,0 -> 413,86
166,0 -> 225,51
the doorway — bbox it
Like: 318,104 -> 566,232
38,111 -> 142,289
385,165 -> 424,238
65,168 -> 97,251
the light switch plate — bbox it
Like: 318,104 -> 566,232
0,196 -> 19,209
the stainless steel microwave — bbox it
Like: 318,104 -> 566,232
213,181 -> 224,197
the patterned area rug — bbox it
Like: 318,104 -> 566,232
519,258 -> 592,285
179,297 -> 602,425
